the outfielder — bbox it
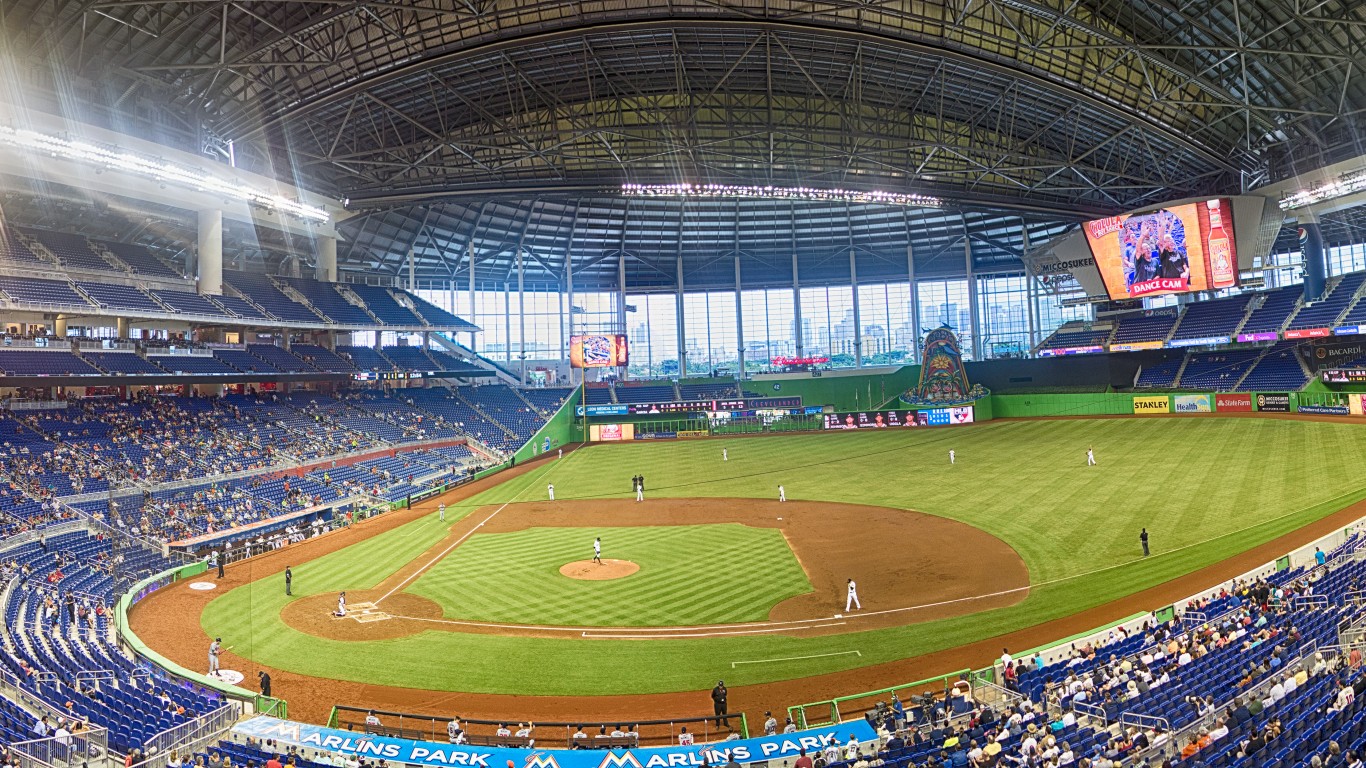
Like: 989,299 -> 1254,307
845,579 -> 861,611
208,638 -> 222,676
547,483 -> 555,501
949,449 -> 956,465
722,448 -> 728,461
778,485 -> 786,502
1086,447 -> 1096,466
593,537 -> 602,565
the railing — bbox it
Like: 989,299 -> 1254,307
328,705 -> 747,747
788,669 -> 967,729
9,726 -> 110,768
1072,700 -> 1108,726
4,398 -> 70,411
130,700 -> 242,768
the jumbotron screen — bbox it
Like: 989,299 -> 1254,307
1084,199 -> 1238,300
569,334 -> 629,368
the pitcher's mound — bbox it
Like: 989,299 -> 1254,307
560,559 -> 640,580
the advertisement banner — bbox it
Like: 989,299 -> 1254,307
1215,393 -> 1254,412
1306,339 -> 1366,372
1038,346 -> 1104,357
1110,341 -> 1166,352
822,407 -> 973,430
1351,394 -> 1365,416
569,334 -> 629,368
232,716 -> 877,768
1237,332 -> 1279,343
590,423 -> 635,442
1298,404 -> 1350,415
1284,328 -> 1331,339
576,404 -> 630,417
633,431 -> 677,440
1084,199 -> 1238,300
1255,393 -> 1291,412
677,430 -> 709,438
1173,394 -> 1213,413
1334,325 -> 1366,336
1132,396 -> 1170,414
1168,336 -> 1232,348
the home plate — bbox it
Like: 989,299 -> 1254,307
188,582 -> 217,591
340,602 -> 392,623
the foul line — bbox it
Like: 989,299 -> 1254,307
375,502 -> 511,606
731,650 -> 861,667
581,625 -> 830,639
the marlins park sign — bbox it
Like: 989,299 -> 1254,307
234,717 -> 877,768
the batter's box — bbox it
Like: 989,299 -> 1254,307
354,612 -> 392,623
347,601 -> 378,612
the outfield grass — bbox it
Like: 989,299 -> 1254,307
407,524 -> 811,626
200,417 -> 1366,696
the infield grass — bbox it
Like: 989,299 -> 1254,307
201,417 -> 1366,696
408,524 -> 811,626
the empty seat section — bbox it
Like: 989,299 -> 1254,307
74,281 -> 163,313
223,271 -> 323,322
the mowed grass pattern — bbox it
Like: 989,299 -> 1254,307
199,418 -> 1366,695
407,524 -> 812,626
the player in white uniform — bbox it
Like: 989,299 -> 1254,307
723,448 -> 728,461
846,579 -> 861,611
439,503 -> 445,521
1086,447 -> 1096,466
593,537 -> 602,565
208,638 -> 221,676
558,448 -> 563,459
778,485 -> 786,502
335,591 -> 347,617
949,449 -> 956,465
547,483 -> 555,501
636,482 -> 644,502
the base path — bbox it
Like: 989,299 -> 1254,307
126,444 -> 1366,735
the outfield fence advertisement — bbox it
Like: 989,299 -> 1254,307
1215,393 -> 1254,411
233,716 -> 877,768
589,423 -> 635,441
1256,393 -> 1292,412
1132,396 -> 1170,414
823,407 -> 974,429
1173,394 -> 1212,413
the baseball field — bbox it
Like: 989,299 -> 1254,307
129,415 -> 1366,723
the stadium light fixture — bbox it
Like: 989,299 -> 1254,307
620,182 -> 943,208
1279,166 -> 1366,211
0,125 -> 330,223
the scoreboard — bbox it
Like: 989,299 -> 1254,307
1321,369 -> 1366,384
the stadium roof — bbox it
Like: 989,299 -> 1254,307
2,0 -> 1364,290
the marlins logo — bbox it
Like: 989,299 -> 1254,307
524,754 -> 560,768
598,752 -> 643,768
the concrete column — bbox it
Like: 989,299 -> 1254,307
407,249 -> 416,292
197,209 -> 223,296
503,281 -> 512,362
1301,210 -> 1327,303
116,317 -> 129,338
565,252 -> 575,362
792,250 -> 803,357
907,243 -> 919,364
1022,224 -> 1037,353
676,253 -> 687,376
316,235 -> 338,282
517,249 -> 526,384
734,252 -> 745,380
965,227 -> 981,360
617,250 -> 627,335
467,241 -> 477,352
850,248 -> 862,367
53,316 -> 67,337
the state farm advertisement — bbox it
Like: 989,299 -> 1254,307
1085,199 -> 1238,300
1215,393 -> 1254,412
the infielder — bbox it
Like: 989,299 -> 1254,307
1087,446 -> 1096,466
635,482 -> 643,502
845,579 -> 861,611
949,449 -> 956,465
439,503 -> 446,521
547,483 -> 555,501
593,537 -> 602,565
208,637 -> 222,676
778,485 -> 786,502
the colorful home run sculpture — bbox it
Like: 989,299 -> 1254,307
904,326 -> 988,405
